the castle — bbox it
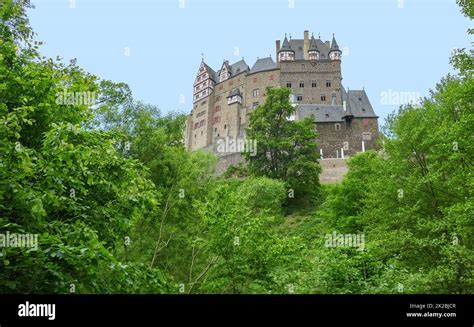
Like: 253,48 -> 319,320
184,30 -> 379,175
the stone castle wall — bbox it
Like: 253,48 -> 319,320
315,117 -> 379,158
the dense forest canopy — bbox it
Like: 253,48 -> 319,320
0,0 -> 472,294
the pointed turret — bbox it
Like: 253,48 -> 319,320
308,34 -> 320,61
278,34 -> 295,62
329,34 -> 342,61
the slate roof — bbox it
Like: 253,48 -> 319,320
345,89 -> 378,118
280,35 -> 293,52
202,62 -> 217,81
287,38 -> 331,60
216,59 -> 249,79
330,35 -> 340,52
297,88 -> 377,123
297,104 -> 345,122
230,59 -> 249,75
249,56 -> 277,74
309,35 -> 319,52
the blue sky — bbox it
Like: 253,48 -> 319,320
27,0 -> 471,125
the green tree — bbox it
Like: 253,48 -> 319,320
245,87 -> 321,205
0,0 -> 171,293
194,177 -> 308,293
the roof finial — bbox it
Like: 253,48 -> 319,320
201,52 -> 204,62
289,33 -> 292,39
318,33 -> 321,39
285,33 -> 287,38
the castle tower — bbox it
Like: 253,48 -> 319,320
329,34 -> 342,61
308,34 -> 320,61
278,34 -> 295,62
186,60 -> 216,151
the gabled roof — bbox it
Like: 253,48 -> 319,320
216,59 -> 249,79
345,89 -> 378,118
220,60 -> 231,73
230,59 -> 249,75
249,57 -> 277,74
200,61 -> 217,81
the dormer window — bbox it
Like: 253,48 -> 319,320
219,65 -> 231,82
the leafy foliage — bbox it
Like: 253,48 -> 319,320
0,0 -> 472,295
244,87 -> 321,205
